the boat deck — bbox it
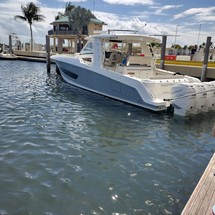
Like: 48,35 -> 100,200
181,153 -> 215,215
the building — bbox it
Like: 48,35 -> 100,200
48,16 -> 106,54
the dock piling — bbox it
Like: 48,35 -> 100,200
9,35 -> 12,54
46,35 -> 51,73
160,35 -> 167,70
201,36 -> 212,82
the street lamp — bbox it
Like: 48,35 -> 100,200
174,25 -> 180,55
197,24 -> 201,47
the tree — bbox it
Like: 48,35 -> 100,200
55,3 -> 96,35
150,42 -> 162,48
171,44 -> 182,49
68,6 -> 96,35
55,3 -> 97,51
69,6 -> 96,51
14,2 -> 45,51
55,2 -> 75,20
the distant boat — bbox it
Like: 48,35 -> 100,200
51,32 -> 215,116
0,53 -> 17,60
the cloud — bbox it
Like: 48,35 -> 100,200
174,7 -> 215,22
127,4 -> 183,20
151,4 -> 183,15
95,11 -> 173,41
0,0 -> 39,17
103,0 -> 154,6
95,11 -> 146,32
57,0 -> 86,2
94,10 -> 214,47
0,0 -> 64,44
0,0 -> 214,47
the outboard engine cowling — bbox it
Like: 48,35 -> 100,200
191,83 -> 208,113
171,83 -> 197,116
204,81 -> 215,111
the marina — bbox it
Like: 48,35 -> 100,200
0,60 -> 215,214
0,2 -> 215,214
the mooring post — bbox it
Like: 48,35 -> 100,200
160,35 -> 167,70
56,65 -> 60,74
9,35 -> 12,54
201,36 -> 211,82
46,35 -> 51,73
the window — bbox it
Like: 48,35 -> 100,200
80,41 -> 94,55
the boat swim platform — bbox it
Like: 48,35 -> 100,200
181,153 -> 215,215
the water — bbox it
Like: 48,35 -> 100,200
0,60 -> 214,215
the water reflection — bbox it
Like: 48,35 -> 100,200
0,61 -> 214,215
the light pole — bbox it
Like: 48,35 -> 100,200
197,24 -> 201,47
174,25 -> 180,55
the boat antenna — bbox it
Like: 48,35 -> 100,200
137,23 -> 147,32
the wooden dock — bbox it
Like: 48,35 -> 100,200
181,153 -> 215,215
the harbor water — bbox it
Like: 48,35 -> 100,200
0,60 -> 215,215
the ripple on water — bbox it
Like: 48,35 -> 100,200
0,61 -> 215,214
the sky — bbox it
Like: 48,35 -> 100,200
0,0 -> 214,47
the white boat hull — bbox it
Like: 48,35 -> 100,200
55,59 -> 168,112
51,33 -> 215,117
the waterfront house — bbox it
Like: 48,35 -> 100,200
48,15 -> 106,53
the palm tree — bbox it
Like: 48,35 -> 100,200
14,2 -> 45,51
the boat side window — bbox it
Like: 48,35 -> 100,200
124,42 -> 152,66
80,41 -> 94,55
103,41 -> 124,67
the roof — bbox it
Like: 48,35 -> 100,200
50,16 -> 69,25
93,34 -> 161,43
50,16 -> 106,25
90,18 -> 107,25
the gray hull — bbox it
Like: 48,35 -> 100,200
56,61 -> 160,111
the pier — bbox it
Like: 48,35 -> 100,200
181,153 -> 215,215
163,64 -> 215,80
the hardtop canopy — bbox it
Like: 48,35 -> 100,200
92,34 -> 161,44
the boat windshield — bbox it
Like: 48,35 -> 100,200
80,41 -> 93,55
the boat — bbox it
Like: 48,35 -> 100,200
51,32 -> 215,116
0,53 -> 17,60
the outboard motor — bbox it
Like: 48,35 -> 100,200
191,83 -> 208,113
171,83 -> 197,116
204,81 -> 215,111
